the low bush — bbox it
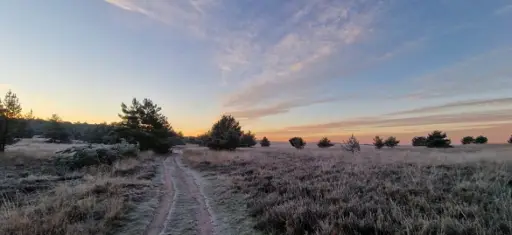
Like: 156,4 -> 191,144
426,130 -> 452,148
289,137 -> 306,149
411,136 -> 427,146
53,141 -> 139,172
384,136 -> 399,148
317,137 -> 334,148
373,136 -> 385,149
240,131 -> 257,147
474,135 -> 488,144
260,136 -> 270,147
342,134 -> 360,153
461,136 -> 475,145
169,136 -> 186,146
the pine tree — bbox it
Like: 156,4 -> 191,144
208,115 -> 242,150
289,137 -> 306,149
43,114 -> 70,143
317,137 -> 334,148
373,136 -> 385,149
240,131 -> 257,147
3,90 -> 22,119
342,134 -> 360,153
411,136 -> 427,146
384,136 -> 399,148
0,90 -> 24,148
474,135 -> 488,144
461,136 -> 475,145
426,130 -> 452,148
260,136 -> 270,147
117,98 -> 175,153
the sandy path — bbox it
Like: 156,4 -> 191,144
144,154 -> 217,235
143,157 -> 175,235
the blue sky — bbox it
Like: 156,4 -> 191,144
1,0 -> 511,143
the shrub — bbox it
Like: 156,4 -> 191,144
260,136 -> 270,147
317,137 -> 334,148
169,136 -> 186,146
289,137 -> 306,149
240,131 -> 257,147
426,130 -> 452,148
342,134 -> 360,153
43,114 -> 71,143
207,131 -> 240,151
508,135 -> 512,144
196,132 -> 211,147
373,136 -> 385,149
461,136 -> 475,145
152,139 -> 173,154
384,136 -> 399,148
207,115 -> 242,150
53,141 -> 139,172
474,135 -> 488,144
83,123 -> 117,144
411,136 -> 427,146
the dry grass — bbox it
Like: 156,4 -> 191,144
5,138 -> 87,159
183,145 -> 512,235
0,139 -> 160,235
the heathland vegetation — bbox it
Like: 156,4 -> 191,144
1,89 -> 512,235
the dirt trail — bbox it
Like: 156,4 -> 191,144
143,157 -> 174,235
144,153 -> 217,235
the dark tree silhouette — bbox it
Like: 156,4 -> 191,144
289,137 -> 306,149
384,136 -> 399,148
373,136 -> 385,149
207,115 -> 242,151
461,136 -> 475,145
317,137 -> 334,148
260,136 -> 270,147
426,130 -> 452,148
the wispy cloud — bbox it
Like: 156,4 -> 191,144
374,37 -> 427,61
400,47 -> 512,100
261,109 -> 512,136
219,1 -> 383,108
106,0 -> 218,37
225,97 -> 340,120
107,0 -> 512,121
494,4 -> 512,16
387,97 -> 512,116
259,97 -> 512,136
107,0 -> 388,107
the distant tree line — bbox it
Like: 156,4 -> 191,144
2,89 -> 510,153
0,90 -> 185,153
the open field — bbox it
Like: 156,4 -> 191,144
0,139 -> 162,235
0,139 -> 261,235
3,138 -> 512,235
183,144 -> 512,235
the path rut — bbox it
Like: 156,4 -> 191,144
144,154 -> 217,235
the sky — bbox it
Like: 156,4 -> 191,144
1,0 -> 512,144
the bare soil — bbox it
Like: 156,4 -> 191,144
144,157 -> 175,235
146,154 -> 217,235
